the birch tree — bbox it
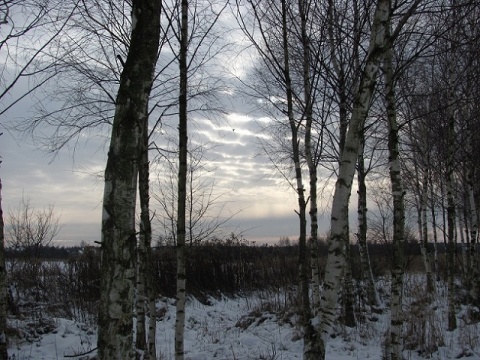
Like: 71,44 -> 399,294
97,1 -> 160,358
445,41 -> 457,331
383,16 -> 405,359
235,1 -> 323,356
136,113 -> 156,359
174,0 -> 188,358
298,0 -> 321,314
356,130 -> 383,308
166,1 -> 228,357
454,1 -> 480,302
317,1 -> 390,357
399,1 -> 480,306
324,0 -> 371,326
280,1 -> 320,356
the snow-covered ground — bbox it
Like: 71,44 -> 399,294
7,276 -> 480,359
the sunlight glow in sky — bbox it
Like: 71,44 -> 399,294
1,3 -> 340,247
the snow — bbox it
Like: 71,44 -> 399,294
7,277 -> 480,359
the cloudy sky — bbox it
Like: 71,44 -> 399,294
1,2 -> 340,247
2,96 -> 335,247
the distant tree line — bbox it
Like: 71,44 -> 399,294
5,245 -> 81,260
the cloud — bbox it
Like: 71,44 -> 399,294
1,6 -> 341,248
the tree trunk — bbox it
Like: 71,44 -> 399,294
446,115 -> 457,331
136,159 -> 147,357
175,1 -> 189,359
420,168 -> 434,293
279,1 -> 318,358
317,1 -> 390,357
446,16 -> 457,330
460,209 -> 468,279
408,120 -> 433,293
147,262 -> 157,360
343,241 -> 356,327
384,26 -> 405,360
326,0 -> 357,327
430,179 -> 440,281
357,139 -> 381,308
0,179 -> 7,360
467,165 -> 479,301
98,1 -> 160,358
137,122 -> 155,359
298,0 -> 320,316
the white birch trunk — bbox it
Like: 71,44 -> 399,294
430,181 -> 440,281
446,110 -> 457,331
326,0 -> 356,328
317,2 -> 390,357
138,124 -> 155,359
446,9 -> 457,330
459,212 -> 468,278
98,1 -> 160,359
278,1 -> 318,357
409,127 -> 433,294
357,140 -> 382,308
136,213 -> 147,357
384,28 -> 405,360
421,168 -> 434,293
298,0 -> 321,316
175,1 -> 188,359
467,166 -> 479,300
147,277 -> 157,360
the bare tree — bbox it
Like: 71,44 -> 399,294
174,0 -> 189,358
235,0 -> 323,356
13,0 -> 131,153
0,0 -> 78,117
166,1 -> 229,358
136,112 -> 156,359
383,14 -> 406,358
317,1 -> 391,357
154,145 -> 238,247
97,0 -> 161,358
6,196 -> 60,257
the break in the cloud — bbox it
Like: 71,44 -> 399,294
2,81 -> 343,246
1,4 -> 341,247
2,104 -> 304,246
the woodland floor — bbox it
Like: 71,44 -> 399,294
7,273 -> 480,359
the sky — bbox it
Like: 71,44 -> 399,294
0,71 -> 340,247
0,3 -> 342,247
1,99 -> 335,247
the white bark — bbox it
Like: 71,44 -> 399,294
136,226 -> 147,355
147,273 -> 157,360
384,30 -> 405,360
466,162 -> 479,300
138,123 -> 155,359
175,1 -> 188,359
277,1 -> 317,357
420,167 -> 434,293
430,181 -> 440,281
446,6 -> 457,330
317,1 -> 390,357
357,140 -> 382,308
98,1 -> 160,358
298,0 -> 321,316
